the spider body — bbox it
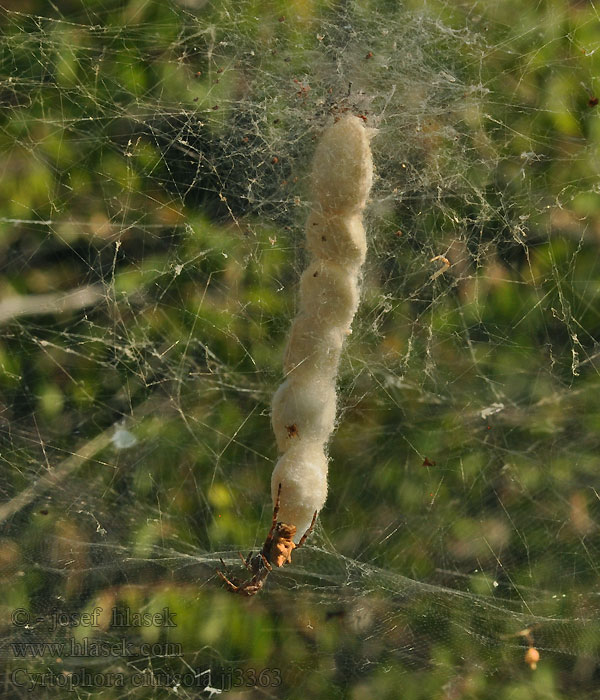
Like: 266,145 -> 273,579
216,483 -> 317,596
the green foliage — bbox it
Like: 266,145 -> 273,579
1,0 -> 600,698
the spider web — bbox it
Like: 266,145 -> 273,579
1,0 -> 600,697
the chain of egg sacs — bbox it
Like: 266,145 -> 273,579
270,116 -> 374,540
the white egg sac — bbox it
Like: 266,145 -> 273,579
271,377 -> 337,453
299,260 -> 359,330
310,115 -> 374,214
270,115 -> 373,534
271,441 -> 329,542
305,210 -> 367,269
282,314 -> 345,379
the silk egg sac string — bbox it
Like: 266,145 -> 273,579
271,115 -> 375,539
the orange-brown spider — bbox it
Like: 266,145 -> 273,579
216,483 -> 317,596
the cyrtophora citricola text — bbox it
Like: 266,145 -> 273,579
270,115 -> 375,540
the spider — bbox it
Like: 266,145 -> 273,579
216,483 -> 318,596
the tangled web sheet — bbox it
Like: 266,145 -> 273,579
1,1 -> 600,697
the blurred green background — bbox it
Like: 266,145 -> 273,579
1,0 -> 600,697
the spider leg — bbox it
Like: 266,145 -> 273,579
262,482 -> 282,554
238,551 -> 253,572
296,510 -> 318,549
216,568 -> 240,593
260,553 -> 273,572
218,557 -> 230,573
